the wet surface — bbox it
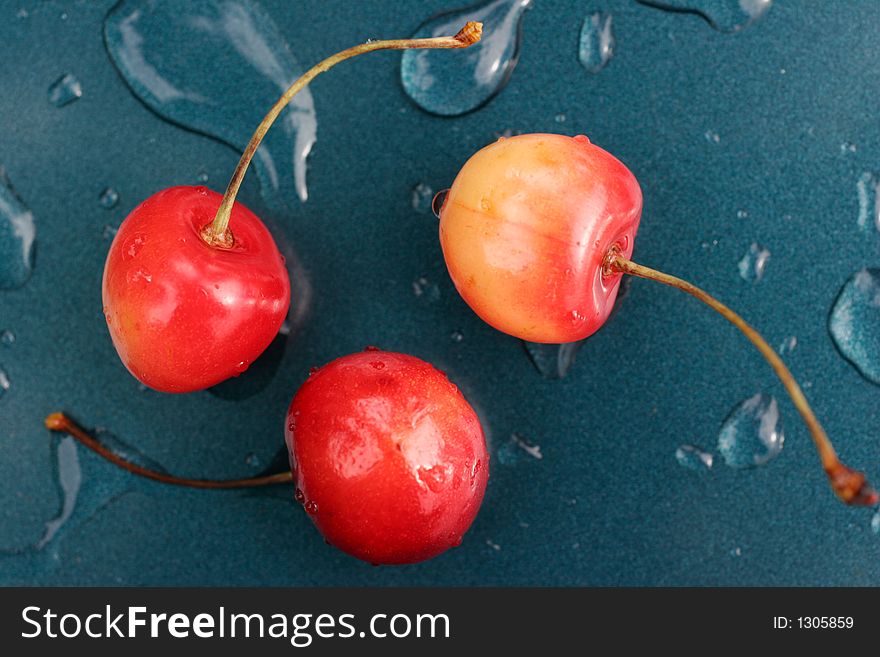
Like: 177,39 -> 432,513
1,0 -> 880,585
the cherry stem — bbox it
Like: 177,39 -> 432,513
605,249 -> 878,506
44,412 -> 292,489
204,21 -> 484,246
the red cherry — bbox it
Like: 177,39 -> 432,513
100,24 -> 483,393
439,133 -> 642,343
284,350 -> 488,564
102,186 -> 290,392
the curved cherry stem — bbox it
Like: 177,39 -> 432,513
204,21 -> 484,245
605,249 -> 877,506
44,412 -> 292,489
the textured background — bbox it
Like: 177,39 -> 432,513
1,0 -> 879,585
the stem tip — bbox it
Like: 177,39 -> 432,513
45,412 -> 69,432
455,21 -> 483,46
826,464 -> 879,506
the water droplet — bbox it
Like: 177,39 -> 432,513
35,436 -> 81,550
234,360 -> 248,373
0,367 -> 9,398
196,170 -> 209,183
0,330 -> 14,346
99,187 -> 119,209
675,444 -> 714,471
104,0 -> 317,203
94,428 -> 169,474
294,488 -> 305,504
0,169 -> 36,290
510,432 -> 542,459
431,189 -> 449,218
856,171 -> 880,233
704,129 -> 721,143
418,464 -> 453,493
578,11 -> 614,73
568,308 -> 587,325
871,508 -> 880,535
554,112 -> 566,123
841,141 -> 857,154
125,268 -> 152,284
523,340 -> 585,379
486,539 -> 502,551
736,209 -> 749,219
497,433 -> 542,465
778,335 -> 797,355
244,452 -> 259,468
638,0 -> 773,33
308,366 -> 319,376
828,268 -> 880,384
411,182 -> 434,214
305,500 -> 318,514
717,393 -> 784,468
47,73 -> 82,107
16,8 -> 28,19
370,361 -> 386,370
730,546 -> 742,557
737,242 -> 770,282
364,345 -> 381,352
450,330 -> 464,343
102,224 -> 118,240
471,459 -> 482,481
400,0 -> 533,116
412,276 -> 440,302
122,233 -> 146,260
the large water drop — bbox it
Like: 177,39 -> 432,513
857,172 -> 880,233
104,0 -> 316,203
829,268 -> 880,384
638,0 -> 772,33
737,242 -> 770,283
0,169 -> 36,290
717,393 -> 784,468
35,437 -> 81,550
578,12 -> 614,73
400,0 -> 532,116
523,340 -> 584,379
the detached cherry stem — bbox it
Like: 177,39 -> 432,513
203,21 -> 484,246
44,412 -> 292,489
604,248 -> 878,507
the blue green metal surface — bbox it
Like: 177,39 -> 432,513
1,0 -> 879,585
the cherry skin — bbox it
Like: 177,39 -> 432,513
102,186 -> 290,393
438,133 -> 642,343
285,350 -> 488,565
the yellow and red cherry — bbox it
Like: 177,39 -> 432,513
102,186 -> 290,392
285,350 -> 488,565
438,133 -> 642,343
438,132 -> 876,507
